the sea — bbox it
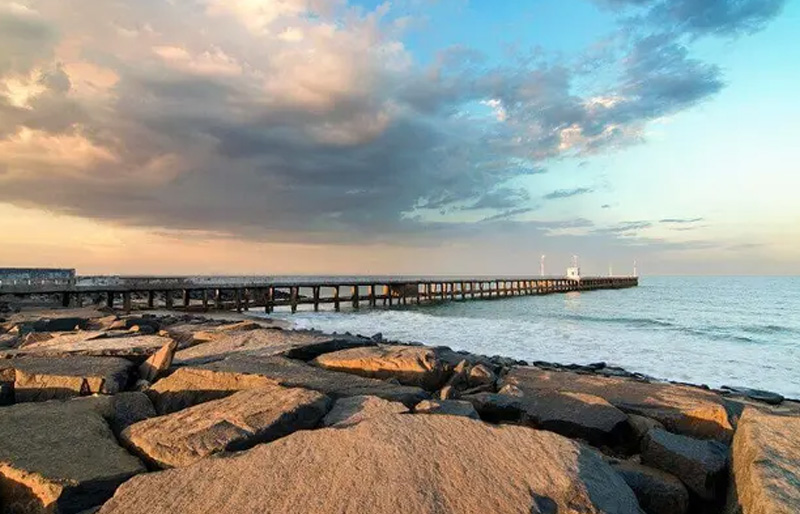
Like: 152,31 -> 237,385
250,276 -> 800,399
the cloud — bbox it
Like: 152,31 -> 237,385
659,217 -> 704,223
594,0 -> 787,36
543,187 -> 594,200
0,0 -> 787,248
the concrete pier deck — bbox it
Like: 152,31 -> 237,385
0,276 -> 638,313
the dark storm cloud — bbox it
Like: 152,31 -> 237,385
543,188 -> 594,200
0,0 -> 787,247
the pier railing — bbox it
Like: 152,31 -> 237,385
0,276 -> 638,313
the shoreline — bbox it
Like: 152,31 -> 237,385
0,307 -> 797,513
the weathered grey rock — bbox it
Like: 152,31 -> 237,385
106,392 -> 157,436
1,333 -> 174,362
464,391 -> 630,446
173,328 -> 375,365
0,398 -> 145,513
628,414 -> 665,445
12,356 -> 134,402
445,360 -> 470,389
414,399 -> 479,419
122,386 -> 330,468
722,386 -> 784,406
138,339 -> 177,382
641,428 -> 728,500
312,344 -> 454,390
322,395 -> 408,428
503,366 -> 733,442
99,414 -> 643,514
613,462 -> 689,514
15,317 -> 89,334
726,407 -> 800,514
148,355 -> 427,414
468,363 -> 497,388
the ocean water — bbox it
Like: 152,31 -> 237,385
253,276 -> 800,399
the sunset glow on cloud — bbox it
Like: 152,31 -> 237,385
0,0 -> 797,274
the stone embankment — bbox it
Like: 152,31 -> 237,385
0,308 -> 797,513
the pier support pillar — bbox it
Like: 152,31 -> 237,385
214,289 -> 223,310
234,289 -> 242,313
313,287 -> 321,311
106,291 -> 114,309
416,283 -> 421,304
266,287 -> 274,313
243,289 -> 250,311
147,291 -> 155,309
183,290 -> 191,308
334,286 -> 340,312
368,285 -> 376,308
61,292 -> 70,308
165,291 -> 173,310
290,287 -> 298,313
202,289 -> 209,312
122,292 -> 132,313
352,286 -> 360,309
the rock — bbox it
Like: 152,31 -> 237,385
438,385 -> 457,400
414,399 -> 479,419
1,333 -> 175,362
12,356 -> 134,402
721,385 -> 784,406
468,363 -> 496,388
312,344 -> 454,390
322,395 -> 408,428
641,428 -> 728,500
445,359 -> 470,389
628,414 -> 665,444
173,329 -> 375,365
503,366 -> 733,442
464,391 -> 630,446
148,355 -> 427,414
138,339 -> 177,382
122,386 -> 330,468
107,392 -> 157,436
15,317 -> 89,334
726,407 -> 800,514
98,414 -> 643,514
128,325 -> 156,336
0,398 -> 145,513
612,462 -> 689,514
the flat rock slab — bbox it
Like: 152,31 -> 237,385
641,428 -> 728,501
464,391 -> 630,446
12,356 -> 134,402
322,395 -> 408,428
99,414 -> 643,514
502,366 -> 733,442
727,407 -> 800,514
312,344 -> 454,390
122,386 -> 330,468
173,329 -> 375,366
1,333 -> 174,361
148,355 -> 427,414
0,399 -> 145,513
613,462 -> 689,514
414,399 -> 479,419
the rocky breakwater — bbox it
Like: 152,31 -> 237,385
0,309 -> 795,514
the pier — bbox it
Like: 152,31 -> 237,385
0,275 -> 638,313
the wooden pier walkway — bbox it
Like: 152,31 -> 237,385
0,276 -> 638,313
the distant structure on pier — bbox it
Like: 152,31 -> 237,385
566,255 -> 581,282
0,268 -> 76,286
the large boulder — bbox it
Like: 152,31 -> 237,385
173,328 -> 375,365
463,391 -> 630,446
502,367 -> 733,442
322,395 -> 408,428
11,356 -> 134,402
122,386 -> 330,468
0,398 -> 145,514
138,339 -> 177,382
1,333 -> 174,362
612,462 -> 689,514
312,345 -> 454,390
147,355 -> 427,414
99,414 -> 644,514
641,428 -> 728,501
726,407 -> 800,514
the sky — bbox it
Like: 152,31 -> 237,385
0,0 -> 798,276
